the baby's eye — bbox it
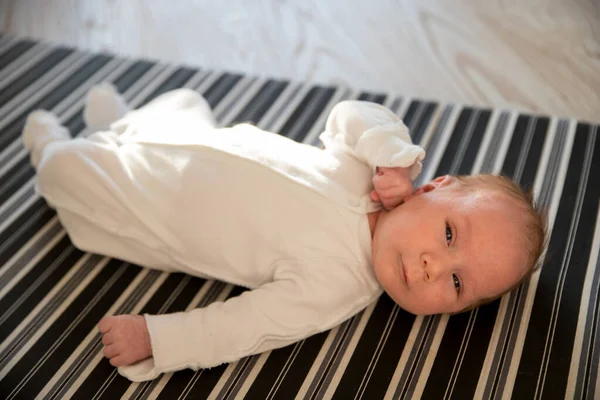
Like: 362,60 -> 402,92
445,222 -> 453,245
452,274 -> 461,293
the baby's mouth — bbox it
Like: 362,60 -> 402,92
399,256 -> 408,286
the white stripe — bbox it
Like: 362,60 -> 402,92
0,51 -> 92,122
0,43 -> 53,89
263,83 -> 313,134
418,103 -> 444,150
566,200 -> 600,398
471,109 -> 502,173
421,106 -> 462,179
383,316 -> 431,400
513,117 -> 538,181
448,109 -> 480,173
491,111 -> 519,175
212,76 -> 259,119
215,75 -> 263,123
395,96 -> 414,122
500,118 -> 578,400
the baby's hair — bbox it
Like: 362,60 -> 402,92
452,174 -> 548,313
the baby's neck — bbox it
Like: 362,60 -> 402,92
368,211 -> 380,238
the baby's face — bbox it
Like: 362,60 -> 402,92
371,176 -> 528,315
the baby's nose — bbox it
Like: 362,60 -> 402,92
421,253 -> 444,281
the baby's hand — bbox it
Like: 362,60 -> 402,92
371,167 -> 413,210
98,314 -> 152,367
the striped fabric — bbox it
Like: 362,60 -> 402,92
0,35 -> 598,400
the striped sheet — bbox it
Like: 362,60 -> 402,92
0,36 -> 598,400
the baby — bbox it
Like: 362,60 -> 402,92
21,85 -> 545,382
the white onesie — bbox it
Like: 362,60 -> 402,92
30,90 -> 425,381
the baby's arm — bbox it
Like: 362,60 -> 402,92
320,101 -> 425,208
99,260 -> 379,382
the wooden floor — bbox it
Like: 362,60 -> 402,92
1,0 -> 599,123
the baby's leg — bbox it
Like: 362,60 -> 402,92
22,110 -> 71,168
23,111 -> 174,270
88,85 -> 218,137
83,83 -> 130,132
133,88 -> 217,126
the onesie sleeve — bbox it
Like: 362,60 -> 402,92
320,100 -> 425,179
117,259 -> 381,382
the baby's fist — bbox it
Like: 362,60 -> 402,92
98,314 -> 152,367
371,167 -> 413,210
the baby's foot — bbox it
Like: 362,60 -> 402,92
22,110 -> 70,168
83,83 -> 130,131
98,314 -> 152,367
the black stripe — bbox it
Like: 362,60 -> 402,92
397,317 -> 440,399
138,67 -> 199,107
520,117 -> 550,191
0,53 -> 111,152
435,108 -> 474,176
0,237 -> 77,340
501,115 -> 530,179
357,92 -> 386,104
202,73 -> 243,109
0,198 -> 55,268
513,123 -> 598,398
402,101 -> 421,128
229,80 -> 288,125
243,331 -> 330,399
540,125 -> 599,397
331,296 -> 415,399
440,304 -> 500,399
421,312 -> 474,399
457,109 -> 491,175
0,40 -> 36,73
411,102 -> 437,145
278,86 -> 336,142
2,261 -> 140,398
112,61 -> 155,93
0,157 -> 31,204
0,47 -> 73,108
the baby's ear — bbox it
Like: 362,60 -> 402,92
431,175 -> 454,187
414,175 -> 454,196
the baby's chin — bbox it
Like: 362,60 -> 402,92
388,293 -> 461,316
